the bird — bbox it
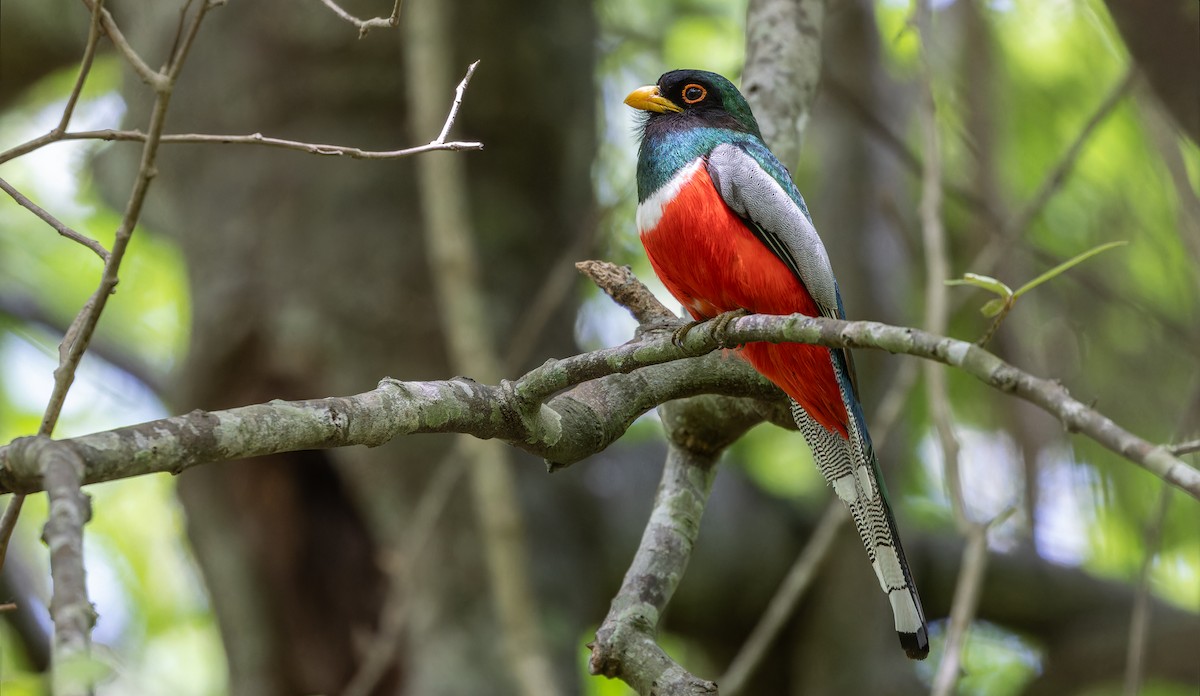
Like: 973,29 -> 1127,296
624,69 -> 929,660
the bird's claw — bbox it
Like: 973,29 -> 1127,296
671,309 -> 749,351
671,320 -> 700,349
710,308 -> 749,348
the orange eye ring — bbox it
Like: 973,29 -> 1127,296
681,84 -> 707,104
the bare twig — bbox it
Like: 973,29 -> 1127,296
57,0 -> 106,133
0,0 -> 220,634
80,0 -> 165,89
575,260 -> 676,324
434,61 -> 479,144
1169,439 -> 1200,456
0,178 -> 109,260
20,129 -> 484,161
318,0 -> 403,38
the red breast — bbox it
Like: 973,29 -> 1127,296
638,161 -> 849,436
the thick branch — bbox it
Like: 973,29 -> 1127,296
0,289 -> 1195,500
23,440 -> 95,695
588,437 -> 719,696
742,0 -> 825,166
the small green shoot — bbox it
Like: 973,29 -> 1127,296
945,240 -> 1128,344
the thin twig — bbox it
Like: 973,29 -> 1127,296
0,0 -> 219,582
165,0 -> 217,81
318,0 -> 403,38
80,0 -> 165,89
56,0 -> 106,134
1169,438 -> 1200,456
58,129 -> 483,158
0,178 -> 109,260
435,61 -> 479,145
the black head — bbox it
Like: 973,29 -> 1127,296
624,69 -> 762,138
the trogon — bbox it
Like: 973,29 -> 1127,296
625,69 -> 929,660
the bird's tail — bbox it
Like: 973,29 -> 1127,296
791,397 -> 929,660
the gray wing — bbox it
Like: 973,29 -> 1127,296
705,142 -> 840,315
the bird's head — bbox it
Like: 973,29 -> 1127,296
624,69 -> 762,139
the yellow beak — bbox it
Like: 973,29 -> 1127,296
623,85 -> 683,114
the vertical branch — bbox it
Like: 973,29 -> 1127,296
914,0 -> 965,528
588,417 -> 721,695
590,396 -> 766,694
403,5 -> 557,695
8,439 -> 96,695
742,0 -> 826,166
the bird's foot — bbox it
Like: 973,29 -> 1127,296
672,309 -> 749,350
709,308 -> 749,348
671,320 -> 702,349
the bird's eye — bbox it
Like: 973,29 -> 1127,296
682,84 -> 707,104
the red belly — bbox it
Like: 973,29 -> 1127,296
640,166 -> 848,436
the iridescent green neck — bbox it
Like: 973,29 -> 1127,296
636,127 -> 759,201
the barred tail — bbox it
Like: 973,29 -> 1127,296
791,399 -> 929,660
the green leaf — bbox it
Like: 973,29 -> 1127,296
944,273 -> 1014,299
1013,240 -> 1128,297
981,298 -> 1009,317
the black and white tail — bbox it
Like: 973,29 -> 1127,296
791,396 -> 929,660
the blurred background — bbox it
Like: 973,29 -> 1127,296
0,0 -> 1197,694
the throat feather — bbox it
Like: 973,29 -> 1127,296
636,158 -> 705,233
